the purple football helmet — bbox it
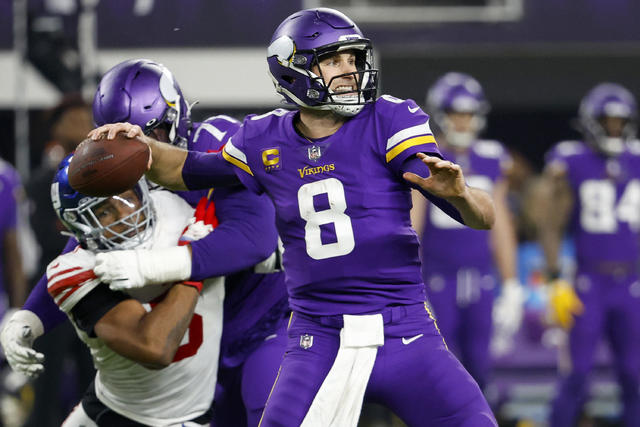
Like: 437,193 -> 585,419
93,59 -> 192,148
267,8 -> 378,116
426,72 -> 489,148
578,82 -> 637,156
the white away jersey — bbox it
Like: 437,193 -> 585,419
46,190 -> 225,426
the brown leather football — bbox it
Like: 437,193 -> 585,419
68,133 -> 150,197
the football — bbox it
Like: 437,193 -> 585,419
68,133 -> 150,197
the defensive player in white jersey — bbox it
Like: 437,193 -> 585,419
49,155 -> 224,426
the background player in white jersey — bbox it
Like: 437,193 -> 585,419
49,155 -> 224,426
411,72 -> 524,388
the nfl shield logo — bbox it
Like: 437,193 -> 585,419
308,146 -> 322,161
300,334 -> 314,349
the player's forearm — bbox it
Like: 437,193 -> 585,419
3,230 -> 27,307
136,284 -> 199,368
97,284 -> 199,369
534,172 -> 571,275
23,275 -> 66,332
182,150 -> 241,190
190,188 -> 277,279
490,181 -> 518,281
145,138 -> 189,191
23,238 -> 78,332
445,187 -> 495,230
539,227 -> 563,275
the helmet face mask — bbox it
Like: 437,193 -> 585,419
426,72 -> 489,149
578,83 -> 638,156
93,59 -> 192,148
267,9 -> 378,116
51,155 -> 156,252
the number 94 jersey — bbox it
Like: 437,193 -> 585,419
223,95 -> 442,316
545,140 -> 640,266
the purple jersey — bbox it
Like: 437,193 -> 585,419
0,159 -> 21,298
184,115 -> 289,364
176,115 -> 242,205
421,140 -> 511,271
545,140 -> 640,267
222,95 -> 442,316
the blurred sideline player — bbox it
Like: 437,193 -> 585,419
0,59 -> 289,426
0,157 -> 28,314
49,155 -> 224,426
90,8 -> 497,426
535,83 -> 640,426
411,72 -> 524,389
24,95 -> 96,427
0,157 -> 30,424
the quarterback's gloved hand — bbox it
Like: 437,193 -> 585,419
548,279 -> 584,329
490,279 -> 526,356
0,310 -> 45,378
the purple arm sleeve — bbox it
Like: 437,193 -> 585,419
189,185 -> 278,280
401,155 -> 465,225
23,237 -> 77,332
182,150 -> 240,190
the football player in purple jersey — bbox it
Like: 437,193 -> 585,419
412,72 -> 524,390
89,9 -> 497,426
535,83 -> 640,426
0,158 -> 28,313
0,59 -> 288,427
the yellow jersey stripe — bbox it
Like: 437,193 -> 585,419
222,149 -> 254,176
386,122 -> 432,151
386,135 -> 437,162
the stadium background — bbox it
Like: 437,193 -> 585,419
1,0 -> 640,426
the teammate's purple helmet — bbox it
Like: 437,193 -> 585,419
426,72 -> 489,147
578,82 -> 637,155
93,59 -> 192,148
426,72 -> 489,118
267,8 -> 378,116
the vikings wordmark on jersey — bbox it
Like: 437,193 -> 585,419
223,96 -> 439,317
